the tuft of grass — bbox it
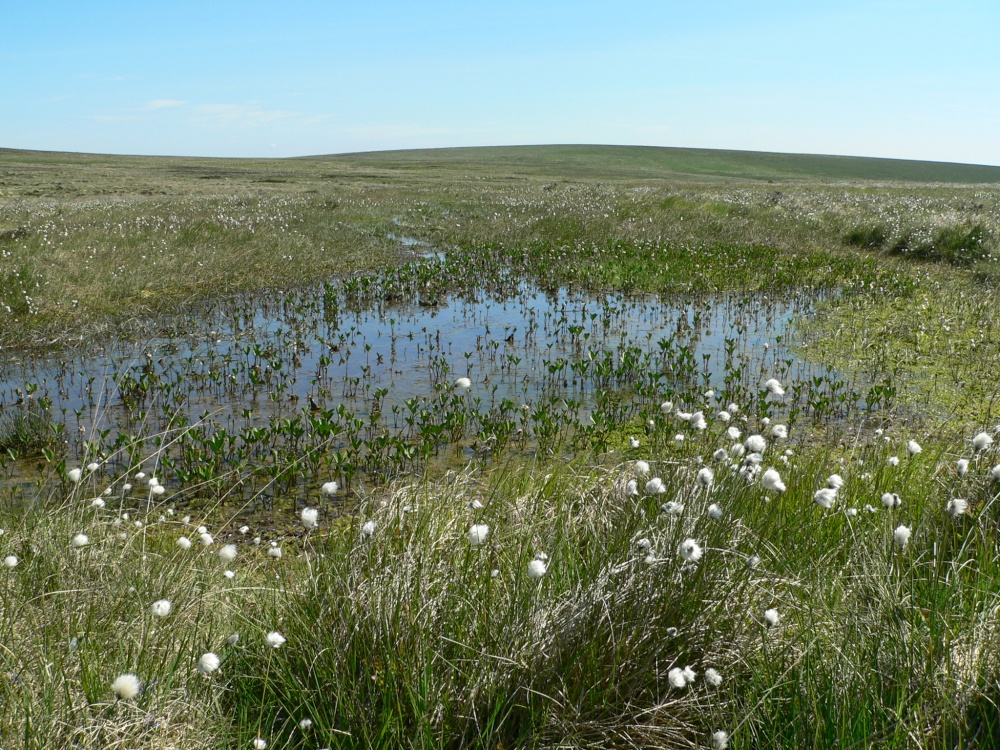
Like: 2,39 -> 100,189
0,400 -> 59,457
845,224 -> 888,249
889,224 -> 990,266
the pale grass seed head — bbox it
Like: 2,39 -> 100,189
111,673 -> 141,700
527,557 -> 548,579
894,524 -> 912,549
197,652 -> 221,676
679,538 -> 702,562
761,468 -> 785,493
300,507 -> 319,530
468,524 -> 489,547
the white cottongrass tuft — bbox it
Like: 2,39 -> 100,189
659,400 -> 673,415
151,599 -> 172,618
321,481 -> 339,496
360,520 -> 376,537
707,503 -> 723,519
947,498 -> 968,518
177,536 -> 192,550
888,456 -> 900,466
634,460 -> 650,476
468,524 -> 489,547
713,448 -> 728,461
705,667 -> 723,687
727,426 -> 742,441
3,554 -> 18,569
881,492 -> 901,509
636,538 -> 652,551
253,739 -> 267,750
90,497 -> 105,508
267,547 -> 282,559
111,673 -> 142,700
696,467 -> 714,489
224,570 -> 236,579
761,468 -> 786,493
764,608 -> 780,627
71,533 -> 89,548
68,468 -> 82,483
453,377 -> 472,392
227,633 -> 240,646
712,730 -> 730,750
674,434 -> 685,445
219,544 -> 238,564
690,411 -> 708,430
827,474 -> 845,489
813,488 -> 837,509
764,378 -> 785,396
957,459 -> 969,477
667,667 -> 687,689
661,500 -> 684,516
151,484 -> 166,496
299,718 -> 313,730
770,424 -> 788,439
992,465 -> 1000,482
199,533 -> 214,547
745,434 -> 767,453
527,556 -> 548,579
678,538 -> 703,562
625,479 -> 639,497
894,524 -> 912,549
717,410 -> 731,422
907,440 -> 922,456
682,665 -> 696,683
197,652 -> 221,676
644,477 -> 666,495
266,631 -> 286,648
973,432 -> 993,452
629,436 -> 640,449
300,507 -> 319,530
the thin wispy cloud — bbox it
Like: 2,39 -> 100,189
90,114 -> 140,123
146,99 -> 186,109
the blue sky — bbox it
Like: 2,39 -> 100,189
3,1 -> 999,163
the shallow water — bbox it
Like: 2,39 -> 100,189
0,252 -> 861,503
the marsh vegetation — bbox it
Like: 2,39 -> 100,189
3,145 -> 1000,748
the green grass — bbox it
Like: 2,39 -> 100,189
4,144 -> 1000,747
320,144 -> 1000,183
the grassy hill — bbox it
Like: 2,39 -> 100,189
318,144 -> 1000,184
3,145 -> 1000,192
